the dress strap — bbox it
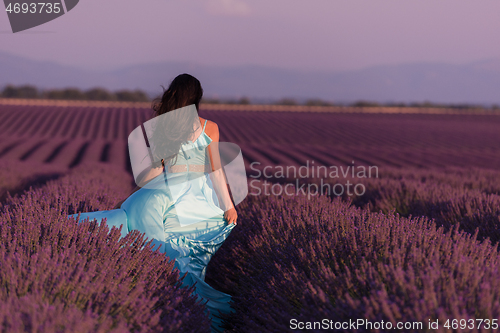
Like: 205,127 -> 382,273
202,119 -> 208,132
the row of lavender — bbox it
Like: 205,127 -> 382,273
2,105 -> 500,171
0,162 -> 211,332
209,195 -> 500,332
296,166 -> 500,246
1,160 -> 500,332
207,167 -> 500,332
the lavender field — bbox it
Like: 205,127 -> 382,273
1,101 -> 500,332
2,102 -> 500,171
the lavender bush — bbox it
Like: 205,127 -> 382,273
3,160 -> 500,332
303,167 -> 500,245
208,192 -> 500,332
4,103 -> 500,332
0,160 -> 66,203
0,163 -> 211,333
0,292 -> 126,332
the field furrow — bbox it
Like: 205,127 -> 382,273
1,104 -> 500,174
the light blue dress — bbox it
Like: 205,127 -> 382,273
69,120 -> 235,332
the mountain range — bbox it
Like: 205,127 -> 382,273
1,51 -> 500,104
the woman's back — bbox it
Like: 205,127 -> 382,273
167,118 -> 212,172
71,74 -> 237,332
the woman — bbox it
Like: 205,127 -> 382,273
70,74 -> 238,332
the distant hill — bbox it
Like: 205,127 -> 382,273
1,51 -> 500,104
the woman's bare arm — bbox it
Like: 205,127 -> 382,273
205,120 -> 238,224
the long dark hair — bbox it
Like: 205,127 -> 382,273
149,74 -> 204,168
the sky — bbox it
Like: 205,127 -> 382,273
1,0 -> 500,73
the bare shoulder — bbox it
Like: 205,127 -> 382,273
201,118 -> 219,139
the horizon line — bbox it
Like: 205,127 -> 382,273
1,98 -> 499,115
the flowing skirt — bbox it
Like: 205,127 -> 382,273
69,172 -> 234,332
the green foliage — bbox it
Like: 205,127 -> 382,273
351,100 -> 381,107
200,97 -> 221,104
85,87 -> 116,101
238,96 -> 251,105
2,85 -> 39,99
275,98 -> 298,106
44,88 -> 86,100
2,84 -> 498,109
115,90 -> 150,102
305,98 -> 333,106
1,84 -> 151,102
